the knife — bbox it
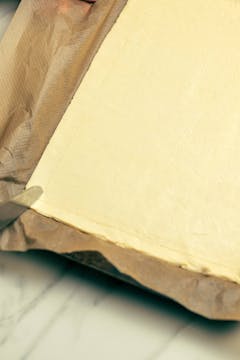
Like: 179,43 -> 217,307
0,186 -> 42,231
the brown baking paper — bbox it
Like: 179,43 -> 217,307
1,0 -> 240,320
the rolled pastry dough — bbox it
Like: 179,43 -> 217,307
28,0 -> 240,283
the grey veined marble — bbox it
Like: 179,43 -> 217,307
0,251 -> 240,360
1,2 -> 240,359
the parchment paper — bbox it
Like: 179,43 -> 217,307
1,0 -> 240,320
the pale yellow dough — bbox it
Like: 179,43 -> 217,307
28,0 -> 240,283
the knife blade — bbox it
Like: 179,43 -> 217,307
0,186 -> 42,231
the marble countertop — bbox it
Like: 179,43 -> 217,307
1,2 -> 240,359
1,251 -> 240,360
